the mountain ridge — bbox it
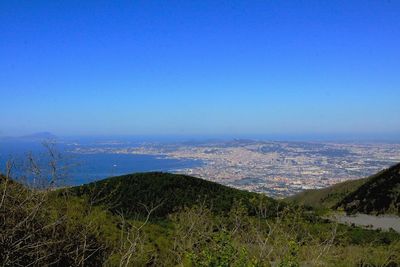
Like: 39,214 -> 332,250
3,167 -> 400,266
288,163 -> 400,215
337,163 -> 400,215
68,172 -> 278,218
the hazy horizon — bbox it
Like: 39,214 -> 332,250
1,131 -> 400,143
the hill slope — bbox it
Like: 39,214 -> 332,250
69,172 -> 277,218
337,163 -> 400,215
287,177 -> 367,209
4,171 -> 400,266
288,163 -> 400,215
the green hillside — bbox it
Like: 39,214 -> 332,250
68,172 -> 278,218
337,163 -> 400,215
2,171 -> 400,266
287,177 -> 367,210
288,163 -> 400,215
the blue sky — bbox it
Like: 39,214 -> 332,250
1,0 -> 400,138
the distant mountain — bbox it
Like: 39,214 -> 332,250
288,163 -> 400,215
337,163 -> 400,215
68,172 -> 278,218
0,132 -> 57,142
20,132 -> 57,140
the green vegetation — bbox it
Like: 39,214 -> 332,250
288,163 -> 400,215
2,165 -> 400,266
0,174 -> 117,266
337,163 -> 400,215
286,177 -> 367,211
68,172 -> 278,219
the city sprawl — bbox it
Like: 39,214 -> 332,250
71,140 -> 400,197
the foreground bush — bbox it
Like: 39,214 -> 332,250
1,168 -> 399,266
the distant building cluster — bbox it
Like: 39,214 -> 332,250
71,140 -> 400,198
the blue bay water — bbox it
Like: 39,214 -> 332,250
65,153 -> 201,184
0,141 -> 202,185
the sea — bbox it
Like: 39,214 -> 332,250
0,140 -> 202,186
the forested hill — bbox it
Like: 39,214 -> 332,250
288,163 -> 400,215
69,172 -> 278,218
3,170 -> 400,266
286,177 -> 367,209
337,163 -> 400,215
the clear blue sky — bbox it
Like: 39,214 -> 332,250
1,0 -> 400,138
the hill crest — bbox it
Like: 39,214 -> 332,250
69,172 -> 277,218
